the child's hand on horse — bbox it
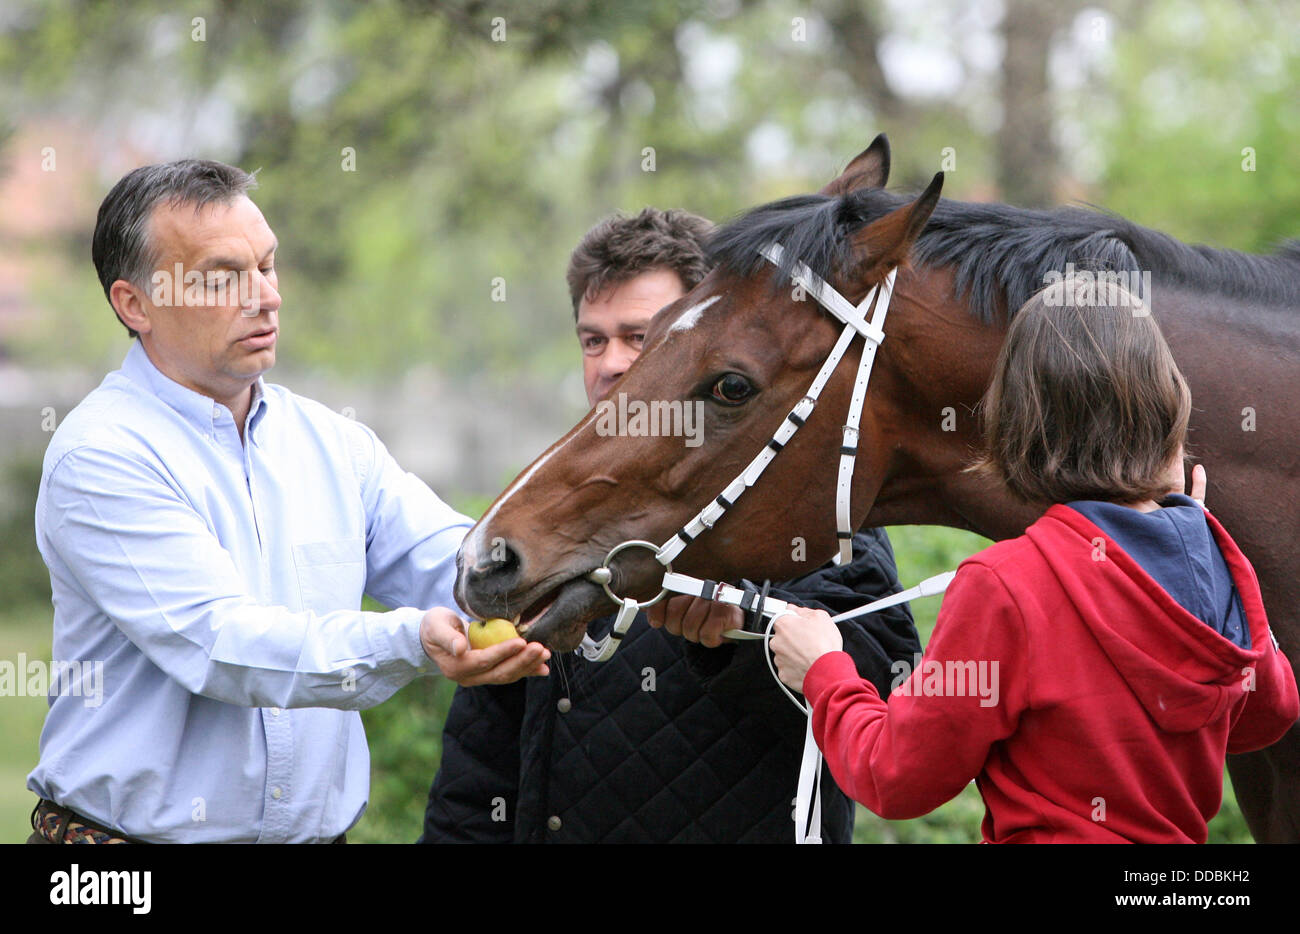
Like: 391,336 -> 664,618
1163,445 -> 1208,505
647,595 -> 744,648
771,605 -> 843,695
1188,463 -> 1207,505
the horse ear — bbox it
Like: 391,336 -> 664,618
819,134 -> 890,196
850,172 -> 944,270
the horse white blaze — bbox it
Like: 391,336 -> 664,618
468,295 -> 719,569
665,294 -> 720,335
462,408 -> 599,572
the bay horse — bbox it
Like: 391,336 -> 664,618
456,134 -> 1300,842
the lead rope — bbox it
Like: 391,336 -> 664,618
760,574 -> 955,842
761,611 -> 825,844
578,240 -> 958,843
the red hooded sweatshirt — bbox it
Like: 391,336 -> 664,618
802,503 -> 1299,843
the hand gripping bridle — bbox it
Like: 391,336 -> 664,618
579,240 -> 956,843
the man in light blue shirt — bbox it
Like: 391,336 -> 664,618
27,159 -> 549,843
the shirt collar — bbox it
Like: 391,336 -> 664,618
121,340 -> 271,443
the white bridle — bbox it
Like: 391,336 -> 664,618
577,240 -> 956,843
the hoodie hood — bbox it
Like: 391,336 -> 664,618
1068,494 -> 1248,649
1024,503 -> 1268,734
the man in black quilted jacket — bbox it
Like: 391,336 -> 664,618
419,208 -> 921,843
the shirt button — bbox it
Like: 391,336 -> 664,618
557,697 -> 572,713
271,787 -> 282,800
270,707 -> 281,717
547,815 -> 562,832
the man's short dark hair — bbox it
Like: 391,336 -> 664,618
969,275 -> 1191,505
92,159 -> 257,337
567,207 -> 714,317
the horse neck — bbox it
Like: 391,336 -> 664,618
863,269 -> 1042,539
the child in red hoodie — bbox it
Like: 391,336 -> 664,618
770,275 -> 1299,843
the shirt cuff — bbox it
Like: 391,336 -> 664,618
369,606 -> 434,677
802,650 -> 864,706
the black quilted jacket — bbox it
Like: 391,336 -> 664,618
418,529 -> 920,844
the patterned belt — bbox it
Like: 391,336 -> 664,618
30,799 -> 139,844
29,798 -> 349,843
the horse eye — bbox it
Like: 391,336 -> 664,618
711,373 -> 754,405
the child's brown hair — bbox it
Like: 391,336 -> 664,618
969,274 -> 1191,505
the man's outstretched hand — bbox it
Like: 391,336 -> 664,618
420,607 -> 550,685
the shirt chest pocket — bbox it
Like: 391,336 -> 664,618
293,538 -> 367,612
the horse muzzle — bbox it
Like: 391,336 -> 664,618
456,543 -> 612,652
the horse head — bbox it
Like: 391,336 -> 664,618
457,137 -> 962,650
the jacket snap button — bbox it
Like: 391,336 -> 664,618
547,815 -> 562,831
557,697 -> 572,713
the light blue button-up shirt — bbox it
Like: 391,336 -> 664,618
28,341 -> 472,842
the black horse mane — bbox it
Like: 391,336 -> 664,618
707,187 -> 1300,323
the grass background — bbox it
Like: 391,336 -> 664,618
2,523 -> 1253,843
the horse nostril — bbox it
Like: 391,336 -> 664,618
470,537 -> 522,587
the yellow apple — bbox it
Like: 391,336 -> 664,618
468,617 -> 520,650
